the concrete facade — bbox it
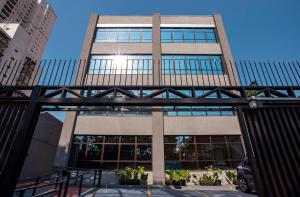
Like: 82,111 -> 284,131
56,13 -> 241,185
20,112 -> 63,179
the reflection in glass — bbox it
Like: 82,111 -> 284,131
120,145 -> 135,160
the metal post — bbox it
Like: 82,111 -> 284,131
0,86 -> 42,196
19,190 -> 25,197
93,170 -> 97,187
74,169 -> 79,186
32,176 -> 40,196
63,173 -> 70,197
97,170 -> 102,187
78,175 -> 83,196
57,181 -> 63,197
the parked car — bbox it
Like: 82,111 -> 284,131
236,159 -> 256,193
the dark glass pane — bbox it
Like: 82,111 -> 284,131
180,144 -> 197,160
69,144 -> 86,165
120,145 -> 135,160
105,136 -> 120,143
87,136 -> 103,143
226,135 -> 242,143
198,161 -> 213,169
164,136 -> 178,143
165,161 -> 181,170
212,144 -> 228,160
73,136 -> 87,143
213,161 -> 228,169
121,136 -> 135,143
102,162 -> 117,170
136,145 -> 152,160
181,162 -> 197,170
137,136 -> 152,143
211,136 -> 226,143
119,162 -> 136,169
228,143 -> 244,160
103,144 -> 119,160
195,136 -> 210,143
164,144 -> 179,160
197,144 -> 212,160
86,144 -> 102,160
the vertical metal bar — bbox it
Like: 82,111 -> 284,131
263,62 -> 274,86
5,60 -> 18,86
93,170 -> 97,187
58,60 -> 67,85
239,60 -> 248,86
282,61 -> 294,86
63,173 -> 70,197
78,175 -> 83,196
57,181 -> 63,197
69,59 -> 77,86
278,61 -> 289,86
258,62 -> 268,86
31,177 -> 39,196
0,86 -> 42,197
42,60 -> 52,85
97,170 -> 102,187
229,60 -> 238,86
287,62 -> 299,86
272,61 -> 284,86
291,61 -> 300,86
267,61 -> 279,86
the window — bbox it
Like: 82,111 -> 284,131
161,28 -> 217,43
164,135 -> 245,170
69,135 -> 152,170
95,28 -> 152,43
89,55 -> 152,75
161,55 -> 223,75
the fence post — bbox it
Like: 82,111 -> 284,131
32,176 -> 40,196
57,181 -> 63,197
0,86 -> 42,196
97,170 -> 102,187
74,169 -> 79,186
78,175 -> 83,196
63,172 -> 71,197
93,170 -> 97,187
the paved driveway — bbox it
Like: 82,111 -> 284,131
92,185 -> 257,197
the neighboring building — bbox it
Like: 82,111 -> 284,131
20,112 -> 63,179
55,13 -> 245,184
0,0 -> 56,85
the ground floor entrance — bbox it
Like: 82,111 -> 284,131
68,134 -> 245,170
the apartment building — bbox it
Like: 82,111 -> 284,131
55,13 -> 245,184
0,0 -> 56,85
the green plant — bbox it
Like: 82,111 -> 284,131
116,166 -> 148,185
165,169 -> 190,186
199,166 -> 222,186
225,170 -> 237,185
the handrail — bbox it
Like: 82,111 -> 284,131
14,168 -> 102,197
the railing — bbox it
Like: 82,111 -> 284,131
0,58 -> 299,87
14,168 -> 102,197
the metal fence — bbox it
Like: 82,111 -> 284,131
0,58 -> 300,87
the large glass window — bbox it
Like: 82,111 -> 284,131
161,28 -> 217,43
161,55 -> 223,75
89,55 -> 152,75
164,135 -> 245,170
69,135 -> 152,170
95,28 -> 152,43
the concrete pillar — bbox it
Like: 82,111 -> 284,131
213,14 -> 240,86
152,112 -> 165,184
151,13 -> 165,185
54,14 -> 99,167
54,112 -> 77,167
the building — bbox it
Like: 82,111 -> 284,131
0,0 -> 56,85
55,13 -> 245,184
19,112 -> 63,179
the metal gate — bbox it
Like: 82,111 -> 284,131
0,59 -> 300,196
238,106 -> 300,197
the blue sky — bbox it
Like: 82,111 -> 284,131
44,0 -> 300,60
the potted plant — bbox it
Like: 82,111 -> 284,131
225,170 -> 237,185
116,166 -> 148,185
